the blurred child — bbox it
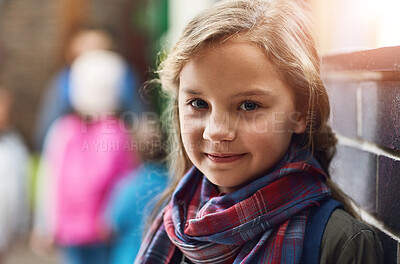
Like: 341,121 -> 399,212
33,50 -> 140,264
104,116 -> 169,264
34,27 -> 144,151
0,88 -> 29,263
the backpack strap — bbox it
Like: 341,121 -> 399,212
302,198 -> 343,264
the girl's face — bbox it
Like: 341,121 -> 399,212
178,38 -> 306,193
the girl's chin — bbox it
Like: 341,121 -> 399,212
205,171 -> 267,194
206,177 -> 246,194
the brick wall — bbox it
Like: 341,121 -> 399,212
322,46 -> 400,264
0,0 -> 60,148
0,0 -> 147,149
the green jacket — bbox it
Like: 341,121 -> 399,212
320,209 -> 384,264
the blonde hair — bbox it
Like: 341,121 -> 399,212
153,0 -> 349,216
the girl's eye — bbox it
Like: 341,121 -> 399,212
190,99 -> 209,109
239,101 -> 258,111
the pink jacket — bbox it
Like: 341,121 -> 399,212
43,114 -> 138,245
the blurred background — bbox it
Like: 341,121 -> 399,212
0,0 -> 399,263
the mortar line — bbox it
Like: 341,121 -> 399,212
336,134 -> 400,161
397,244 -> 400,264
356,84 -> 363,138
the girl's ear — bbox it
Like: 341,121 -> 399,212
292,112 -> 307,134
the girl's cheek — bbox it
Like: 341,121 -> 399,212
271,113 -> 292,134
237,112 -> 274,135
237,112 -> 296,135
180,112 -> 205,135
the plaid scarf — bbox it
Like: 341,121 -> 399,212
135,145 -> 330,264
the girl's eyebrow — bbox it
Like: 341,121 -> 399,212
181,88 -> 274,97
181,88 -> 204,96
233,89 -> 274,98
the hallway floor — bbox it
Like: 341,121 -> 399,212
5,238 -> 58,264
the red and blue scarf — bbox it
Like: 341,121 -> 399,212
135,145 -> 331,264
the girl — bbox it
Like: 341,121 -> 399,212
135,0 -> 384,263
33,50 -> 139,264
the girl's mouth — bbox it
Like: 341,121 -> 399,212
205,153 -> 246,163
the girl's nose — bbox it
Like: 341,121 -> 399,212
203,112 -> 235,142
